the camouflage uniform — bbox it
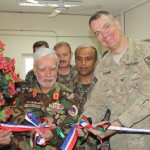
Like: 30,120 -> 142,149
11,81 -> 80,150
56,65 -> 78,90
82,39 -> 150,150
25,69 -> 37,84
74,75 -> 111,150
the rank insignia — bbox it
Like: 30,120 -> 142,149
49,102 -> 64,110
144,56 -> 150,65
53,92 -> 60,101
12,99 -> 20,107
32,88 -> 38,97
24,101 -> 41,108
68,105 -> 78,116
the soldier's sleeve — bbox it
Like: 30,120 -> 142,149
118,93 -> 150,127
10,96 -> 26,124
118,42 -> 150,127
142,42 -> 150,69
81,81 -> 108,123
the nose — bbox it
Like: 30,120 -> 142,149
45,69 -> 51,77
102,30 -> 108,37
81,59 -> 86,65
59,55 -> 64,61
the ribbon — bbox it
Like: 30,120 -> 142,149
52,114 -> 65,139
61,115 -> 150,150
61,116 -> 92,150
78,116 -> 93,143
25,112 -> 48,146
61,126 -> 78,150
108,126 -> 150,133
0,122 -> 52,132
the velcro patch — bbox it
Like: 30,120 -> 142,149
144,56 -> 150,65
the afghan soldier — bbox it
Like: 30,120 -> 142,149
54,42 -> 78,90
11,48 -> 79,150
73,45 -> 111,150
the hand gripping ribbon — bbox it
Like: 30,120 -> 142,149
61,115 -> 110,150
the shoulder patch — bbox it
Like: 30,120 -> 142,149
144,56 -> 150,65
60,90 -> 75,100
15,82 -> 33,93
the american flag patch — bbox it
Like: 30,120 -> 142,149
144,56 -> 150,65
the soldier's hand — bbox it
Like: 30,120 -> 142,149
88,121 -> 119,138
75,122 -> 88,137
52,114 -> 61,125
46,117 -> 56,129
36,129 -> 53,142
0,129 -> 12,145
77,128 -> 83,137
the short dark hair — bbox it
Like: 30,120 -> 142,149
89,11 -> 114,26
53,42 -> 71,53
75,45 -> 98,61
33,41 -> 49,53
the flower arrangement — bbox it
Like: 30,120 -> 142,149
0,41 -> 19,122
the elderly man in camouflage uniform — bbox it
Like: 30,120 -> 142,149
54,42 -> 78,90
11,48 -> 79,150
81,11 -> 150,150
74,45 -> 111,150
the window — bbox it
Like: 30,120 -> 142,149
22,54 -> 33,80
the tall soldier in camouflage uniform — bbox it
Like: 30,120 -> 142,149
73,45 -> 111,150
54,42 -> 78,90
25,41 -> 49,84
81,11 -> 150,150
11,48 -> 80,150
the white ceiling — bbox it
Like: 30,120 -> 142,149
0,0 -> 149,16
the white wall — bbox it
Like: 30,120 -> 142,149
125,1 -> 150,40
1,0 -> 150,79
0,12 -> 100,79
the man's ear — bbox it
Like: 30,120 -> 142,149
114,18 -> 121,29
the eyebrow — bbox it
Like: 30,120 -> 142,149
38,65 -> 57,69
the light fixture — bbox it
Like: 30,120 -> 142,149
18,0 -> 45,6
19,3 -> 45,6
18,0 -> 81,7
27,0 -> 38,3
55,7 -> 68,13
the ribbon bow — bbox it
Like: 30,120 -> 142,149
25,112 -> 49,147
61,115 -> 110,150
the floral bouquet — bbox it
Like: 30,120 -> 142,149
0,41 -> 19,122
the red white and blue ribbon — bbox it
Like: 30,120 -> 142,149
61,115 -> 150,150
0,112 -> 53,149
61,126 -> 78,150
61,116 -> 92,150
0,122 -> 51,132
25,112 -> 48,146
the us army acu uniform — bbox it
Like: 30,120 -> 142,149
56,65 -> 78,90
74,75 -> 111,150
11,81 -> 80,150
83,39 -> 150,150
25,69 -> 37,84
